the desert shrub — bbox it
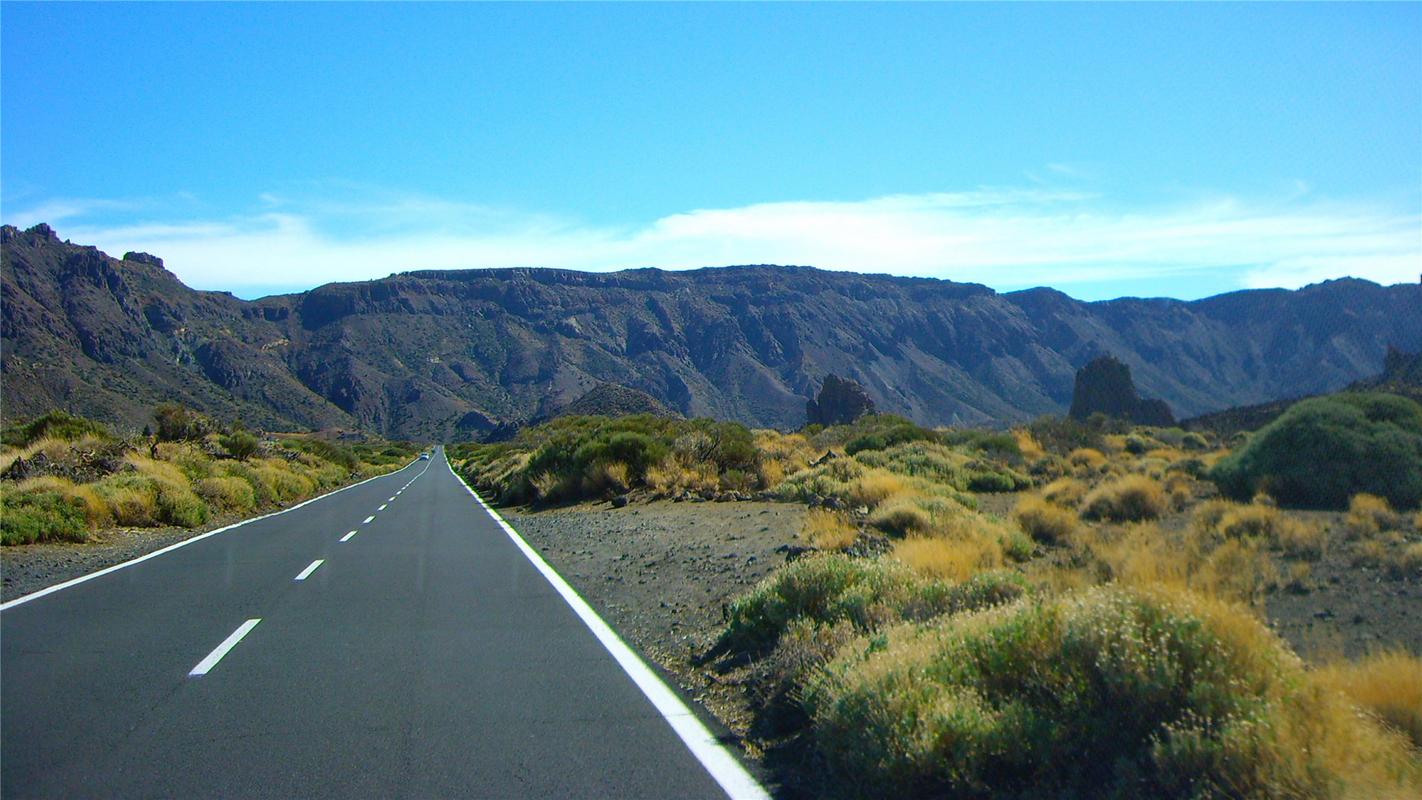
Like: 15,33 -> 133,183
14,476 -> 111,528
220,431 -> 260,461
1346,493 -> 1405,539
719,555 -> 929,655
1273,517 -> 1326,560
1013,495 -> 1078,545
153,403 -> 212,442
1041,476 -> 1088,508
282,437 -> 358,471
1027,415 -> 1106,455
154,480 -> 209,527
868,496 -> 934,537
251,461 -> 315,502
1210,392 -> 1422,509
941,429 -> 1022,461
1387,543 -> 1422,580
802,586 -> 1420,800
2,410 -> 112,447
1315,651 -> 1422,750
1081,475 -> 1167,522
1067,447 -> 1108,474
0,489 -> 88,544
892,535 -> 1003,581
845,419 -> 940,455
194,476 -> 256,513
95,475 -> 160,526
804,509 -> 859,551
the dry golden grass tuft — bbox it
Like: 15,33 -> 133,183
1080,474 -> 1167,522
1066,447 -> 1107,472
891,535 -> 1003,581
1011,429 -> 1046,461
1347,493 -> 1404,539
1041,476 -> 1088,508
803,509 -> 859,551
1013,495 -> 1078,545
867,496 -> 933,537
1315,650 -> 1422,750
844,469 -> 909,509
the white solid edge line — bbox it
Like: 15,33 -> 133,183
340,530 -> 358,542
1,459 -> 424,612
443,455 -> 770,800
294,559 -> 325,581
189,618 -> 261,676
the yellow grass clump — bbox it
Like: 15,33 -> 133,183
803,509 -> 858,551
1348,493 -> 1404,539
1011,429 -> 1045,461
891,535 -> 1003,581
867,496 -> 933,537
1080,474 -> 1167,522
194,476 -> 257,514
844,469 -> 909,509
1013,495 -> 1078,545
1041,476 -> 1088,508
1314,650 -> 1422,750
1067,447 -> 1107,471
15,475 -> 112,527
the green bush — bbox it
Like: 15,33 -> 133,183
195,476 -> 257,513
2,410 -> 112,447
1210,393 -> 1422,509
220,431 -> 260,460
719,555 -> 1026,657
154,481 -> 209,527
802,586 -> 1413,799
282,438 -> 358,471
0,490 -> 89,544
845,419 -> 940,455
153,403 -> 212,442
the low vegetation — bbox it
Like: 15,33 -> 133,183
1210,392 -> 1422,509
452,405 -> 1422,797
1,408 -> 417,545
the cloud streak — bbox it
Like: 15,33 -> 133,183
8,186 -> 1419,299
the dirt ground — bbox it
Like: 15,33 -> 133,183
503,499 -> 806,754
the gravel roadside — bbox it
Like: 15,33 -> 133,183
503,499 -> 806,748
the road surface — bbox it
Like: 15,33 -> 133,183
1,449 -> 766,799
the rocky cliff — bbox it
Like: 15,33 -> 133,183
4,223 -> 1420,439
1069,355 -> 1175,426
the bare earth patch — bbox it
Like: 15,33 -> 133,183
503,499 -> 805,758
4,524 -> 224,601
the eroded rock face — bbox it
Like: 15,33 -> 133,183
1069,356 -> 1175,426
807,374 -> 876,426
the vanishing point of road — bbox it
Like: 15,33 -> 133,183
1,449 -> 768,799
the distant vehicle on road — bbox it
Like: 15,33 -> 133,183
419,452 -> 430,460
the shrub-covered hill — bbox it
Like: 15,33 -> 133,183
0,409 -> 417,546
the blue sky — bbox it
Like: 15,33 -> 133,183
2,2 -> 1418,300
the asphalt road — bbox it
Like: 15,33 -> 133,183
1,449 -> 766,799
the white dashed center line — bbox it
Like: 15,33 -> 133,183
190,619 -> 261,677
340,530 -> 357,542
378,504 -> 387,511
294,559 -> 325,581
363,516 -> 375,524
388,496 -> 396,502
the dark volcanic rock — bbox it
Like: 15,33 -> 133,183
806,374 -> 877,426
3,225 -> 1420,439
1069,355 -> 1175,426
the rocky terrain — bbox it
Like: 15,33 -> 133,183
5,223 -> 1420,439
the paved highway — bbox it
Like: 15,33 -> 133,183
1,449 -> 767,799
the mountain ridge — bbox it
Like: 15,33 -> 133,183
4,223 -> 1419,439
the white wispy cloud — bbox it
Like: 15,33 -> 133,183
8,185 -> 1419,299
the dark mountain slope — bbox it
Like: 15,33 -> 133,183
3,224 -> 1419,439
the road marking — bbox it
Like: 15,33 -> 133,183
340,530 -> 357,542
388,496 -> 396,502
1,458 -> 425,611
378,504 -> 388,511
294,559 -> 325,581
363,515 -> 375,524
446,455 -> 770,800
190,619 -> 261,677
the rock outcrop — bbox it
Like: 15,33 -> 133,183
1068,356 -> 1175,426
806,374 -> 876,426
